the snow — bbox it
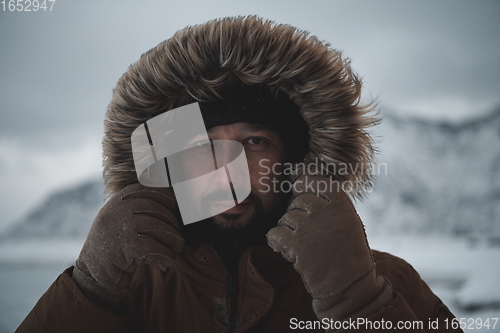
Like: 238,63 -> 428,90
0,238 -> 84,264
357,108 -> 500,240
0,179 -> 104,240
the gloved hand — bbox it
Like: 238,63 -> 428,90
72,183 -> 184,311
266,174 -> 393,322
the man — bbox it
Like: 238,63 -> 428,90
17,16 -> 461,332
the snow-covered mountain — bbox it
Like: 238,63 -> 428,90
1,107 -> 499,242
0,178 -> 104,240
358,107 -> 500,242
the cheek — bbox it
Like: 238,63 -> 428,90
247,156 -> 285,193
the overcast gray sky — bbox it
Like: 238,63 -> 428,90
1,0 -> 499,228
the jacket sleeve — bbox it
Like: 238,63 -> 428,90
16,267 -> 130,333
354,252 -> 462,333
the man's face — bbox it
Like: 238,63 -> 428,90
181,121 -> 291,259
202,122 -> 287,229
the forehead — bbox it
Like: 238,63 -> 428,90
207,122 -> 277,137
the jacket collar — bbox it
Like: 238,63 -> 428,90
179,243 -> 301,331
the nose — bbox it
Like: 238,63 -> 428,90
213,140 -> 250,204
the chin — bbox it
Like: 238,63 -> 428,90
213,213 -> 253,229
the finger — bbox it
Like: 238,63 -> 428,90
121,183 -> 177,210
277,217 -> 297,232
123,196 -> 182,230
266,226 -> 297,263
292,175 -> 344,201
133,215 -> 185,252
266,225 -> 293,250
278,209 -> 308,231
133,208 -> 181,232
138,231 -> 184,253
288,192 -> 326,213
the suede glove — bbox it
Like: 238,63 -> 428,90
266,174 -> 393,323
72,183 -> 184,310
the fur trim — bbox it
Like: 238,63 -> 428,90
103,16 -> 378,199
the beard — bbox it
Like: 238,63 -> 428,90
181,190 -> 290,274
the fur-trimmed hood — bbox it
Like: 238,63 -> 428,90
103,16 -> 377,199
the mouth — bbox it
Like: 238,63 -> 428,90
218,199 -> 252,214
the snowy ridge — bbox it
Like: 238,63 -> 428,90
358,107 -> 500,242
2,108 -> 499,241
0,178 -> 104,240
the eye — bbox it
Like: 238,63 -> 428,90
244,137 -> 269,152
247,137 -> 263,145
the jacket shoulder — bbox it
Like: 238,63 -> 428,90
371,249 -> 420,298
370,249 -> 458,325
16,267 -> 130,333
372,250 -> 412,284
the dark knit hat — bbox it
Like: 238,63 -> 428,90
199,83 -> 309,162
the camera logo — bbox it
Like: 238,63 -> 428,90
131,103 -> 251,225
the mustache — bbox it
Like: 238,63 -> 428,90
202,185 -> 253,204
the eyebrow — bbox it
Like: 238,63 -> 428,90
207,123 -> 271,134
239,123 -> 269,132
